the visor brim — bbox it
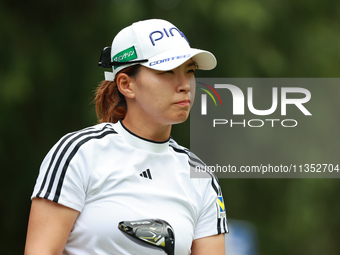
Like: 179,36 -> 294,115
141,48 -> 217,71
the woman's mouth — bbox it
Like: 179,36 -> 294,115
176,99 -> 191,106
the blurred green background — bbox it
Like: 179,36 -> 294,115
1,0 -> 339,254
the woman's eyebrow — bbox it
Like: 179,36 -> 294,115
186,62 -> 197,68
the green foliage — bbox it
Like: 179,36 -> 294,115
1,0 -> 339,254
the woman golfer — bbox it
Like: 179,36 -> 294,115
25,19 -> 228,255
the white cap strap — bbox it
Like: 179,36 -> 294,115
104,71 -> 115,81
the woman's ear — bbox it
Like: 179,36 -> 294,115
116,73 -> 136,99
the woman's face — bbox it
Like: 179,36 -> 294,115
130,59 -> 197,126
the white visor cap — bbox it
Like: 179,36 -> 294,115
104,19 -> 216,81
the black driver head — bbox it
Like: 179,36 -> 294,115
118,219 -> 175,255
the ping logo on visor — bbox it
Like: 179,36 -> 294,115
216,196 -> 226,219
112,46 -> 138,69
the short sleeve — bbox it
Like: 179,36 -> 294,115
31,132 -> 90,212
193,175 -> 228,240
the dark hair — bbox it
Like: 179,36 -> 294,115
94,65 -> 141,123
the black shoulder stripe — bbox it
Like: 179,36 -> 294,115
171,146 -> 187,155
53,129 -> 117,202
223,218 -> 228,233
36,124 -> 116,200
169,139 -> 221,196
36,131 -> 79,198
36,126 -> 97,197
217,218 -> 222,234
210,174 -> 219,195
169,143 -> 206,168
189,155 -> 205,167
171,138 -> 227,234
42,125 -> 111,199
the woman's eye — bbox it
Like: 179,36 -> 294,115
188,69 -> 196,74
159,70 -> 173,75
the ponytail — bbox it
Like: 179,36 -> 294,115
94,65 -> 141,123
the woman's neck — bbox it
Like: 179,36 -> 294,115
121,116 -> 172,142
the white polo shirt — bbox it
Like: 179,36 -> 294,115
31,121 -> 228,255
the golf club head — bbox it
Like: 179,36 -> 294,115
118,219 -> 175,255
